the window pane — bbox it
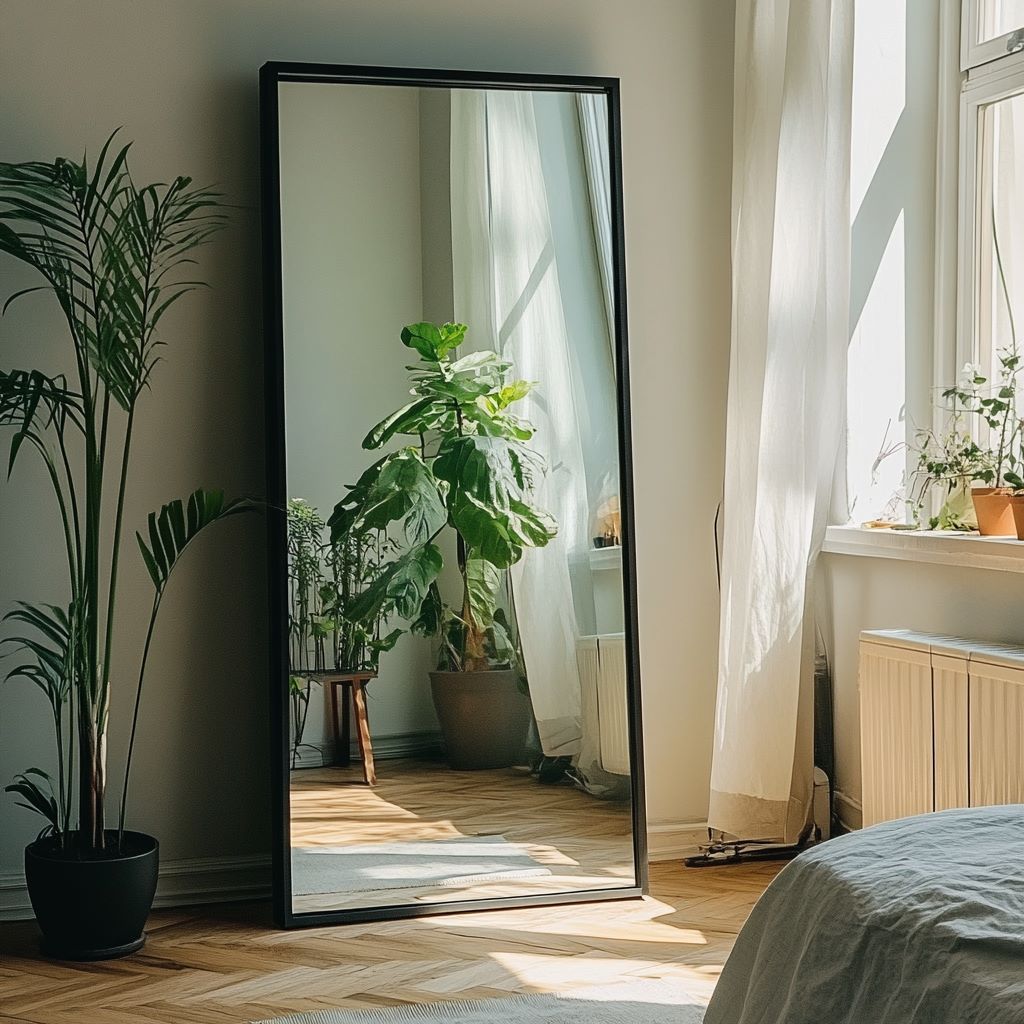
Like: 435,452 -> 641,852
975,0 -> 1024,45
975,89 -> 1024,396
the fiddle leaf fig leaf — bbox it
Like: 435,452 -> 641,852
400,321 -> 467,361
400,321 -> 443,359
362,396 -> 442,450
329,449 -> 445,547
495,379 -> 533,409
464,556 -> 500,629
348,542 -> 443,623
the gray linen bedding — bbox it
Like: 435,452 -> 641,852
704,805 -> 1024,1024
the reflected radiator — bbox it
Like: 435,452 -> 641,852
577,634 -> 630,775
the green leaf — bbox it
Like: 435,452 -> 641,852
348,542 -> 443,623
489,608 -> 517,668
400,322 -> 444,359
4,769 -> 60,831
136,487 -> 253,595
329,449 -> 445,547
0,369 -> 84,476
464,557 -> 500,628
433,435 -> 555,568
495,380 -> 533,409
368,628 -> 403,654
410,582 -> 443,638
362,397 -> 441,450
399,321 -> 467,361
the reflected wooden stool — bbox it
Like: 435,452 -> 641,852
318,671 -> 377,786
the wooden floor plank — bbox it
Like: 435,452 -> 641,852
0,860 -> 780,1022
1,762 -> 782,1021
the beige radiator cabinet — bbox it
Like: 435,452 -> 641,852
859,630 -> 1024,827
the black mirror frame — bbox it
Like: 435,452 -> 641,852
260,60 -> 647,929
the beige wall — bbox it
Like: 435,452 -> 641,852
0,0 -> 737,890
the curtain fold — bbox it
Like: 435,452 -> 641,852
709,0 -> 854,842
450,89 -> 587,759
575,93 -> 617,359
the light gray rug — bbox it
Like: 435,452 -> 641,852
290,835 -> 552,896
256,981 -> 705,1024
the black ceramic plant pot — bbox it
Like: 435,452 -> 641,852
429,669 -> 531,769
25,830 -> 159,960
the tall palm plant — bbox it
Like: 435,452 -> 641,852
0,132 -> 250,854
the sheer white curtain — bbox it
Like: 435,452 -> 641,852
709,0 -> 854,842
450,89 -> 587,758
575,93 -> 616,357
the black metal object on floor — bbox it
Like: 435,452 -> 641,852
683,830 -> 814,868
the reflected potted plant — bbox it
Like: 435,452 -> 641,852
287,498 -> 400,768
0,134 -> 251,959
329,321 -> 556,769
286,499 -> 327,767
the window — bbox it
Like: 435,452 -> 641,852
842,1 -> 1024,526
962,0 -> 1024,72
958,30 -> 1024,392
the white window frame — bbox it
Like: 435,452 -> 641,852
956,60 -> 1024,374
961,0 -> 1024,72
953,1 -> 1024,390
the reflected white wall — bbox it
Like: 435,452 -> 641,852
278,82 -> 440,750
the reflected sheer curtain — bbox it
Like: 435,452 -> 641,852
709,0 -> 854,842
575,93 -> 616,357
450,90 -> 587,759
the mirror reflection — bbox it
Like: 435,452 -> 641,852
278,81 -> 637,914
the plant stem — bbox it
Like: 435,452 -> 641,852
100,404 -> 135,711
117,591 -> 160,846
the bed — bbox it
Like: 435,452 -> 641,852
704,805 -> 1024,1024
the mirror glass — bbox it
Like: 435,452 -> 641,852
274,77 -> 640,917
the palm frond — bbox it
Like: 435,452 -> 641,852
137,488 -> 254,596
0,369 -> 84,475
4,769 -> 60,832
1,601 -> 73,711
0,132 -> 226,411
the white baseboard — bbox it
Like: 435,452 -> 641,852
2,816 -> 711,922
292,731 -> 444,769
646,820 -> 710,861
0,852 -> 271,923
834,788 -> 863,832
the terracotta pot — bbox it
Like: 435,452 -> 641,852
971,487 -> 1016,536
1010,495 -> 1024,540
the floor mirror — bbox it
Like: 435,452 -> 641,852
260,62 -> 646,927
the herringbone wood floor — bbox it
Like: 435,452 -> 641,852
0,859 -> 781,1023
290,759 -> 635,911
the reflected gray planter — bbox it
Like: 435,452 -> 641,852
429,669 -> 531,770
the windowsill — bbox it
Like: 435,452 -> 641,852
588,545 -> 623,571
822,524 -> 1024,574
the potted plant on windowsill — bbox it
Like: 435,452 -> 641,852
966,217 -> 1022,535
0,135 -> 251,960
954,352 -> 1022,535
328,321 -> 556,769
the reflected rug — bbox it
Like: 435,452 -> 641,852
255,981 -> 705,1023
290,835 -> 552,896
